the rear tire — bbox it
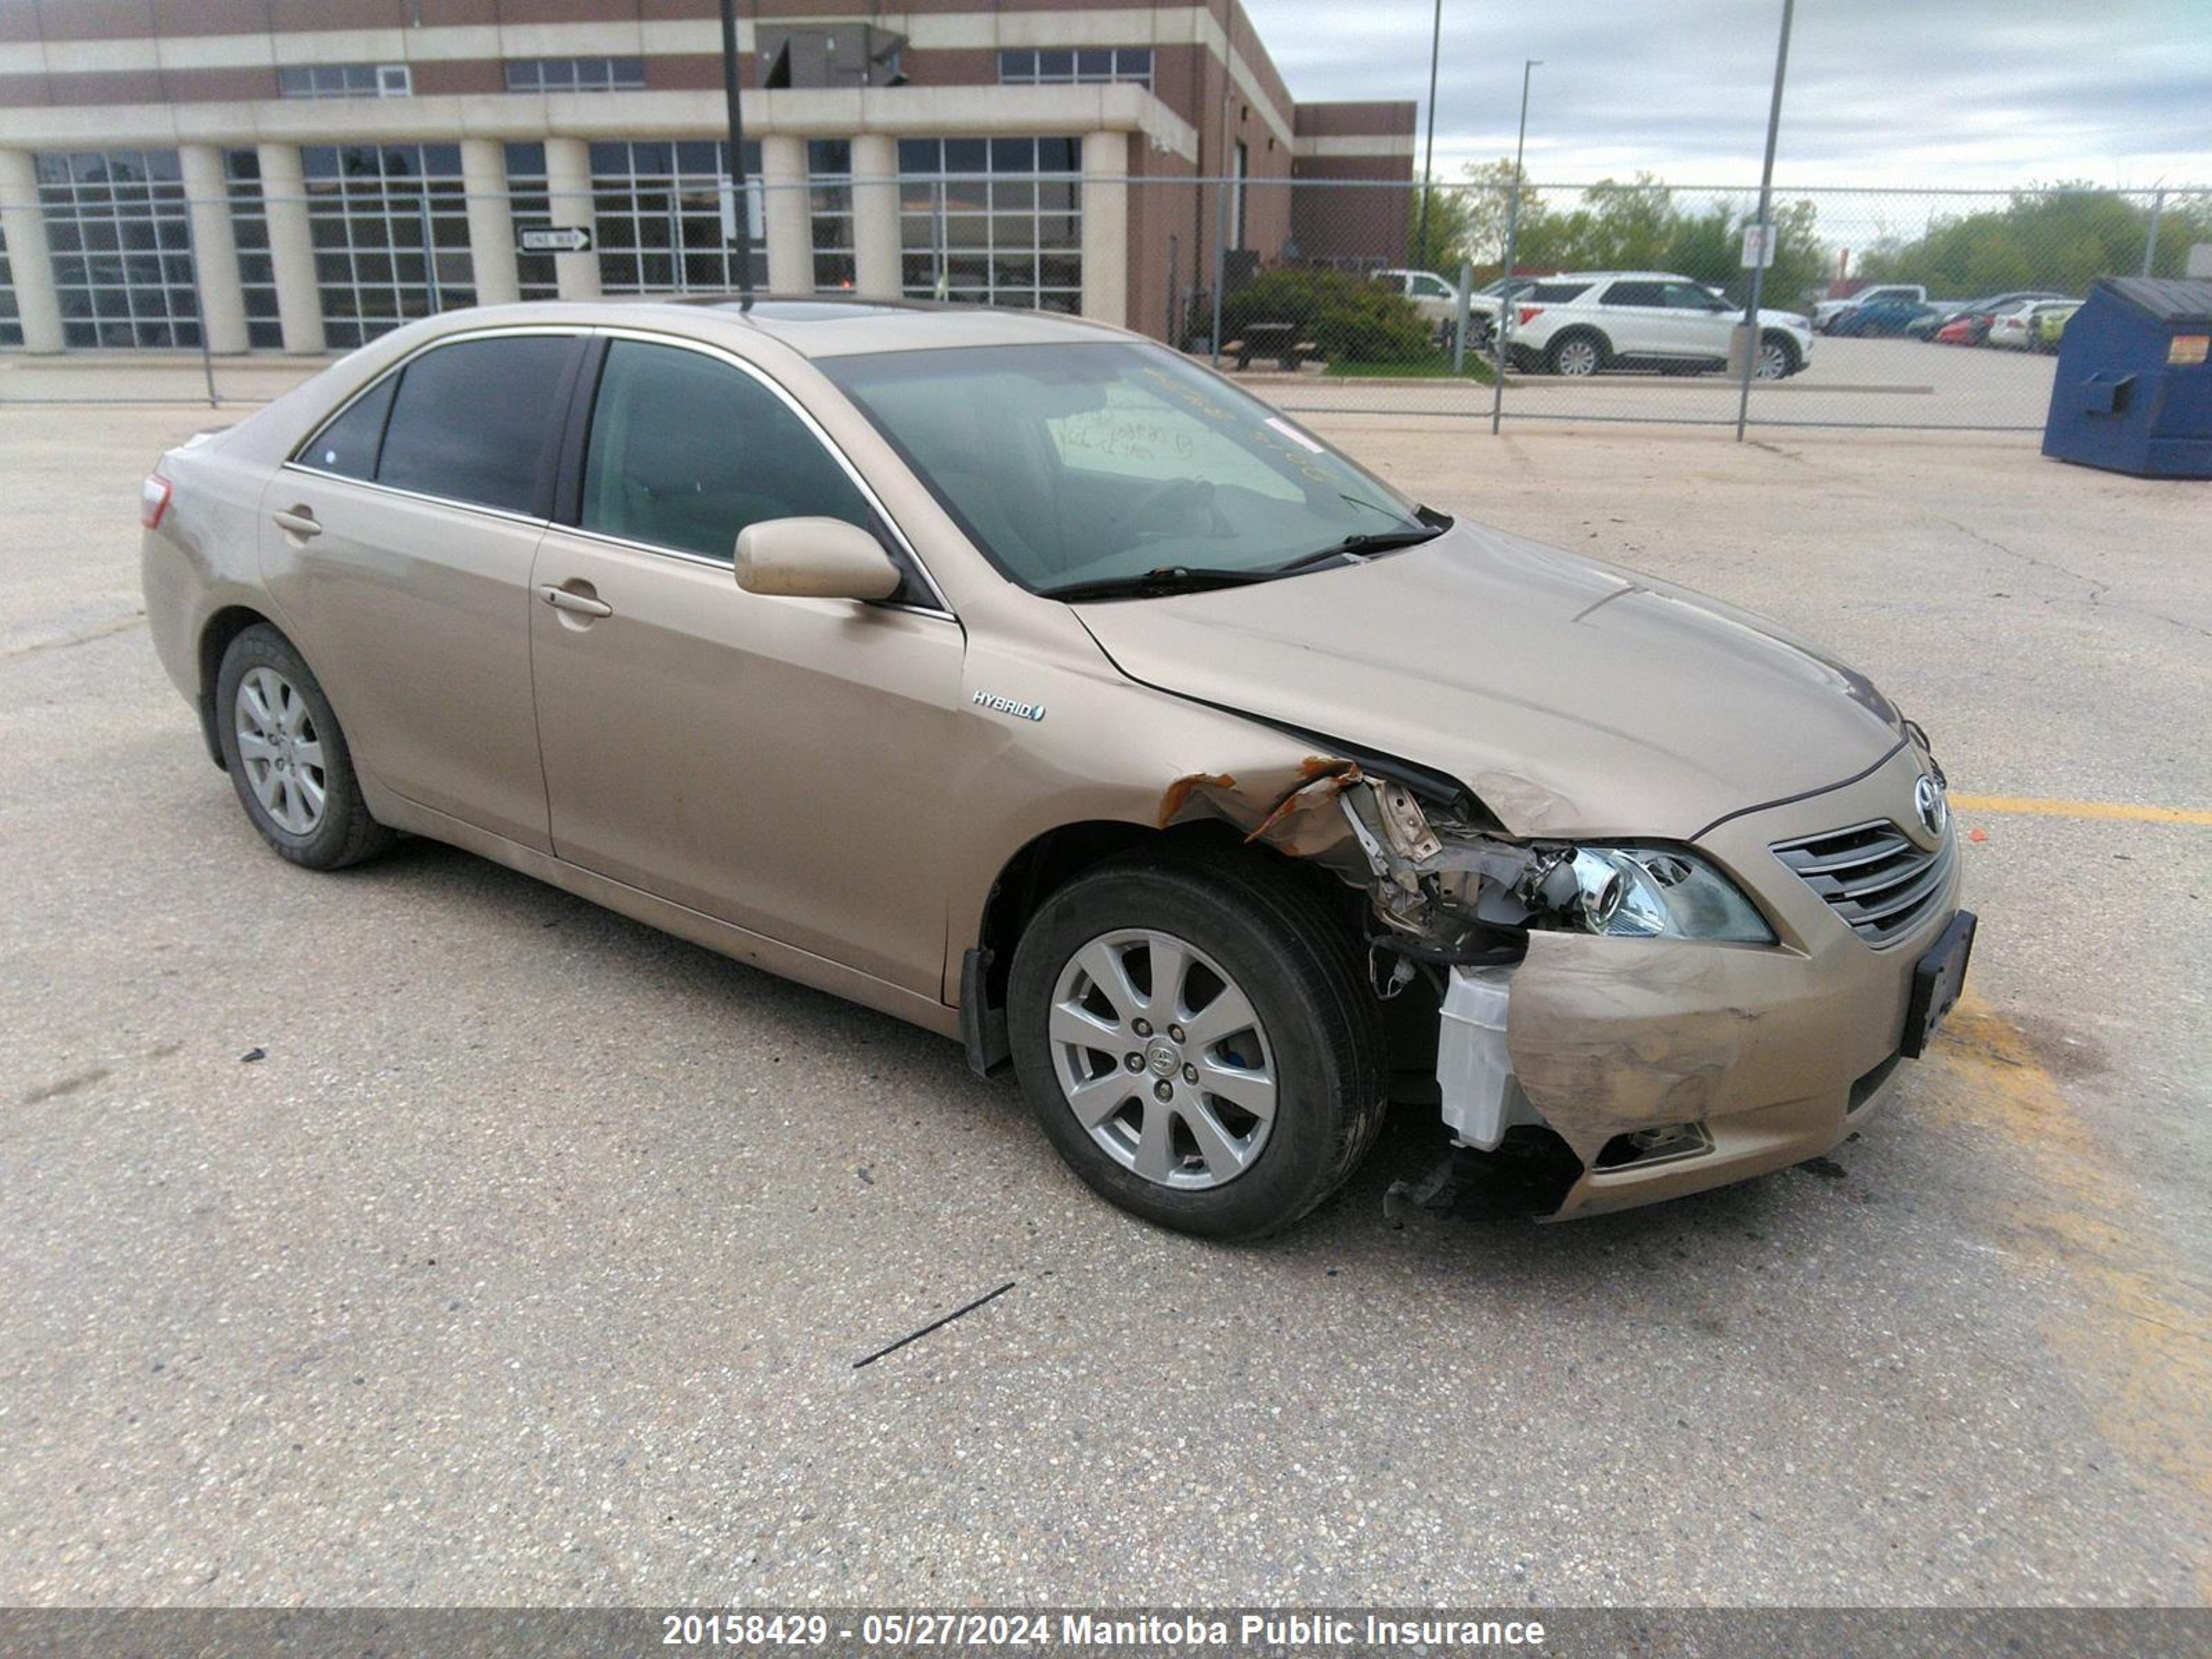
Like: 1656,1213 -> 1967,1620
1546,330 -> 1606,377
1008,847 -> 1387,1239
214,624 -> 393,870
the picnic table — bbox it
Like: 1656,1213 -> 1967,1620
1219,321 -> 1321,371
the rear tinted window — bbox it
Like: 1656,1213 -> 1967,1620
1527,281 -> 1591,302
299,374 -> 396,481
375,335 -> 579,515
1600,281 -> 1664,306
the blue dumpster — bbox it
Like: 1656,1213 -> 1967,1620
2042,276 -> 2212,478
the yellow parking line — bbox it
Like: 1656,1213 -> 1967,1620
1931,997 -> 2212,1594
1949,794 -> 2212,827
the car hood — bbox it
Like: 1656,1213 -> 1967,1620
1074,520 -> 1905,841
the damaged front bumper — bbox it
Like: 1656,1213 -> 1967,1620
1432,747 -> 1963,1219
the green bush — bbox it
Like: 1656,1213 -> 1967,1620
1206,268 -> 1437,364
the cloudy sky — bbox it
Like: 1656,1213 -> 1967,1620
1251,0 -> 2212,191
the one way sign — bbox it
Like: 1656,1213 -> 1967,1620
518,225 -> 592,254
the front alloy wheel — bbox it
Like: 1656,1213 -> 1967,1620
1007,849 -> 1387,1239
1049,928 -> 1277,1190
1756,337 -> 1794,379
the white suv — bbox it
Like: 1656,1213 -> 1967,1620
1502,272 -> 1815,379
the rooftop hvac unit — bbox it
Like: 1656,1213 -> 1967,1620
758,26 -> 908,89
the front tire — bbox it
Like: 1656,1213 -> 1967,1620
1008,849 -> 1387,1239
214,624 -> 393,870
1756,331 -> 1801,379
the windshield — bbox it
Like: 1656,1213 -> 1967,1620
820,341 -> 1431,594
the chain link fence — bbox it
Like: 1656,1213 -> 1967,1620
1,165 -> 2204,437
1160,178 -> 2210,433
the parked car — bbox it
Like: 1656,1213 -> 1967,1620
1932,312 -> 1992,346
1812,283 -> 1927,330
1932,289 -> 2072,323
1370,268 -> 1464,330
1988,299 -> 2080,350
142,301 -> 1969,1237
1502,272 -> 1814,378
1828,299 -> 1944,338
2032,303 -> 2081,353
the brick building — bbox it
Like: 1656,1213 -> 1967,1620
0,0 -> 1416,353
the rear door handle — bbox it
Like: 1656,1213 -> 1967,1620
272,506 -> 321,538
538,583 -> 613,619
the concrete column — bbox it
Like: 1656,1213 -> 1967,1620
1079,131 -> 1130,327
760,134 -> 810,297
460,138 -> 520,308
255,142 -> 325,355
850,131 -> 901,301
542,136 -> 600,302
177,144 -> 250,354
0,148 -> 66,353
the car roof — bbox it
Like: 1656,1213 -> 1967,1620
399,294 -> 1137,360
1548,271 -> 1694,282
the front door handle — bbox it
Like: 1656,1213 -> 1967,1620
538,583 -> 613,619
272,506 -> 321,538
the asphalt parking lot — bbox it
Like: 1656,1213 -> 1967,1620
2,382 -> 2208,1606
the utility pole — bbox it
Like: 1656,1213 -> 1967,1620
1488,58 -> 1538,436
1734,0 -> 1794,442
718,0 -> 756,306
1416,0 -> 1443,266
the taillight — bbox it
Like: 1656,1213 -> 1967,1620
1517,306 -> 1544,326
140,474 -> 172,530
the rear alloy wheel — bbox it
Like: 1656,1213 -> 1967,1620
1009,852 -> 1386,1239
1547,332 -> 1604,377
1756,333 -> 1799,379
216,624 -> 393,870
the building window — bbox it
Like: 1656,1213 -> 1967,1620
997,47 -> 1152,88
898,138 -> 1082,314
222,149 -> 283,348
588,140 -> 767,298
0,219 -> 21,348
504,57 -> 646,93
503,143 -> 562,301
807,139 -> 855,293
35,149 -> 203,348
278,63 -> 411,99
301,144 -> 474,349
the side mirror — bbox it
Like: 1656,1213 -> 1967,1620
734,517 -> 902,602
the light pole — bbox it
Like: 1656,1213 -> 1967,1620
718,0 -> 756,306
1734,0 -> 1794,441
1488,58 -> 1539,435
1416,0 -> 1443,267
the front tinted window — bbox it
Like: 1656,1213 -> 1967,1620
1663,282 -> 1723,310
823,341 -> 1426,592
376,335 -> 577,515
581,339 -> 874,563
299,373 -> 396,480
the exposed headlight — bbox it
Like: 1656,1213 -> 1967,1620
1564,846 -> 1774,943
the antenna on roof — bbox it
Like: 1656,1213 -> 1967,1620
718,0 -> 757,310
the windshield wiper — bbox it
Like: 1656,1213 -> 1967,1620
1275,518 -> 1450,574
1037,565 -> 1287,603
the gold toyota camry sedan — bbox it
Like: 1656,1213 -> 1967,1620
141,299 -> 1974,1238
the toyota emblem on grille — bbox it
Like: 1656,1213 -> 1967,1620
1914,774 -> 1948,839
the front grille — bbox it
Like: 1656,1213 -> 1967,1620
1771,820 -> 1954,948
